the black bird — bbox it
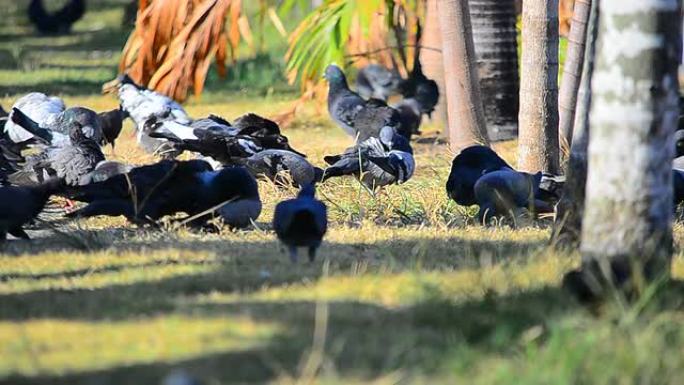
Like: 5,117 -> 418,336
473,168 -> 554,223
325,64 -> 401,142
445,145 -> 512,206
273,184 -> 328,263
10,106 -> 104,147
0,179 -> 63,243
673,168 -> 684,208
322,126 -> 415,190
9,122 -> 106,187
28,0 -> 85,35
98,107 -> 128,148
0,104 -> 8,126
65,160 -> 262,228
355,64 -> 402,101
239,149 -> 323,187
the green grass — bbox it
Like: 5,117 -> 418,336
2,1 -> 684,384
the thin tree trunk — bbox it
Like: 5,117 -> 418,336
580,0 -> 679,287
558,0 -> 591,154
552,0 -> 598,249
469,0 -> 520,142
438,0 -> 490,151
421,0 -> 447,132
518,0 -> 560,174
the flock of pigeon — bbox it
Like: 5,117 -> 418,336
2,60 -> 683,262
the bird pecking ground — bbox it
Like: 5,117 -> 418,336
2,1 -> 684,384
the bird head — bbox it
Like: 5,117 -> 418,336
324,64 -> 347,84
102,73 -> 140,94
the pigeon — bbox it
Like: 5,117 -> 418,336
239,149 -> 323,187
445,145 -> 512,206
98,107 -> 128,148
322,126 -> 415,190
4,93 -> 65,144
148,114 -> 305,165
9,122 -> 106,187
473,168 -> 554,223
355,64 -> 403,101
325,64 -> 401,142
65,160 -> 261,228
0,179 -> 63,243
103,74 -> 191,153
9,106 -> 104,147
28,0 -> 85,35
273,184 -> 328,263
86,160 -> 135,183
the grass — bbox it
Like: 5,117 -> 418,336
2,1 -> 684,384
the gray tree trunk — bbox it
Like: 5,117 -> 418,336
421,0 -> 448,132
552,0 -> 598,249
581,0 -> 680,283
469,0 -> 520,142
558,0 -> 592,153
518,0 -> 560,174
438,0 -> 490,151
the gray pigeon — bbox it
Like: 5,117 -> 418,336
322,126 -> 415,190
0,179 -> 63,243
240,149 -> 322,187
9,106 -> 103,147
325,64 -> 401,142
356,64 -> 402,101
273,184 -> 328,263
9,122 -> 105,187
473,168 -> 553,223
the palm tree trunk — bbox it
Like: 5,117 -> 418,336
469,0 -> 519,142
558,0 -> 592,153
518,0 -> 560,174
580,0 -> 679,287
552,0 -> 597,249
421,0 -> 447,131
438,0 -> 489,151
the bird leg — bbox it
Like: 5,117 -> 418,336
64,199 -> 76,213
308,246 -> 317,263
288,245 -> 299,263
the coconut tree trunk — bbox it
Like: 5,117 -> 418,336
580,0 -> 680,288
438,0 -> 490,151
518,0 -> 560,174
552,0 -> 598,249
469,0 -> 519,142
558,0 -> 592,153
421,0 -> 447,131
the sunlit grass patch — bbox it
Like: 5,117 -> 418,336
0,315 -> 279,378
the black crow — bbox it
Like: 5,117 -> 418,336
98,107 -> 128,148
65,160 -> 261,228
0,179 -> 63,243
273,184 -> 328,263
28,0 -> 85,35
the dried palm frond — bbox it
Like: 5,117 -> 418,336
119,0 -> 241,101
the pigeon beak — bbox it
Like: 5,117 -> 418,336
102,78 -> 121,94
